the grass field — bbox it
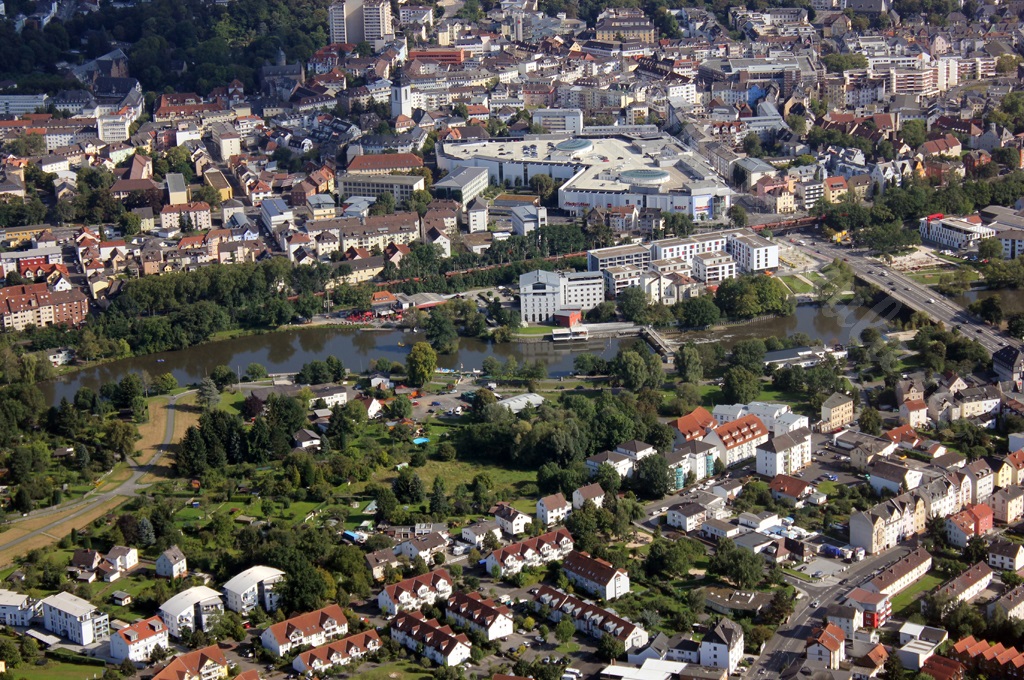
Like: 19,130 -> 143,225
783,568 -> 815,582
805,271 -> 825,283
141,394 -> 199,483
12,660 -> 107,680
515,325 -> 556,336
355,661 -> 432,680
135,396 -> 170,464
780,276 -> 812,294
890,572 -> 944,616
218,389 -> 245,415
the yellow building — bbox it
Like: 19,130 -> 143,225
203,169 -> 233,202
821,392 -> 854,431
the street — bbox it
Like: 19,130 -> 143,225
749,544 -> 912,676
795,239 -> 1017,355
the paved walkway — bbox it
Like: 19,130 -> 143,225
0,391 -> 191,561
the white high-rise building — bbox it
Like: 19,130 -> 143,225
329,0 -> 364,44
519,270 -> 605,324
362,0 -> 392,41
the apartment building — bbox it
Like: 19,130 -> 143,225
159,202 -> 213,232
692,251 -> 736,283
223,565 -> 285,614
806,623 -> 846,670
362,0 -> 393,41
328,0 -> 363,44
845,588 -> 891,628
0,590 -> 37,627
989,540 -> 1024,573
485,528 -> 574,577
863,548 -> 932,597
159,586 -> 225,638
41,592 -> 110,644
700,618 -> 745,674
946,504 -> 993,548
992,487 -> 1024,524
110,617 -> 169,663
152,645 -> 229,680
562,550 -> 630,601
493,503 -> 532,536
821,393 -> 854,431
849,494 -> 926,555
991,584 -> 1024,621
703,415 -> 769,467
930,562 -> 993,615
260,604 -> 349,657
536,493 -> 571,527
586,244 -> 651,272
532,585 -> 649,652
292,630 -> 382,673
156,546 -> 188,579
378,569 -> 454,616
444,592 -> 514,641
727,233 -> 778,273
755,427 -> 812,477
390,611 -> 471,666
0,283 -> 88,332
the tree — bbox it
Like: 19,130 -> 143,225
722,366 -> 760,404
280,558 -> 328,612
407,342 -> 438,386
597,634 -> 625,661
426,312 -> 459,354
633,455 -> 670,500
209,365 -> 237,390
430,476 -> 450,517
369,191 -> 396,216
901,120 -> 927,149
979,238 -> 1003,260
858,407 -> 882,436
554,617 -> 576,644
727,204 -> 748,228
963,535 -> 988,564
969,296 -> 1003,325
677,296 -> 720,328
393,467 -> 425,504
197,378 -> 219,410
246,363 -> 268,380
880,652 -> 908,680
390,395 -> 413,419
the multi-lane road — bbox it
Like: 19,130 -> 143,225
796,240 -> 1019,355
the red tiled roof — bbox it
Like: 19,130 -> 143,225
263,604 -> 348,645
672,406 -> 717,440
712,414 -> 767,449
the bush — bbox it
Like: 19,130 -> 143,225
46,649 -> 106,667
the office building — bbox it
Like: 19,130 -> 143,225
329,0 -> 363,44
519,270 -> 605,324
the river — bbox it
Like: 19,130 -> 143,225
39,302 -> 890,405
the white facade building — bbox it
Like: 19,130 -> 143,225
110,616 -> 169,663
159,586 -> 225,638
223,565 -> 285,614
519,270 -> 605,324
41,592 -> 110,645
692,251 -> 736,283
0,590 -> 38,626
918,216 -> 995,250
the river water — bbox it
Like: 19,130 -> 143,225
39,302 -> 889,405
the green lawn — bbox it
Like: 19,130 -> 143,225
890,573 -> 944,616
13,660 -> 106,680
805,271 -> 825,283
783,568 -> 815,582
515,325 -> 557,336
356,661 -> 433,680
780,276 -> 812,294
815,481 -> 838,495
556,642 -> 581,653
218,389 -> 245,415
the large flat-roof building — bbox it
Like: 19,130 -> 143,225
438,134 -> 732,221
336,173 -> 425,203
432,166 -> 488,208
519,270 -> 605,324
919,216 -> 996,250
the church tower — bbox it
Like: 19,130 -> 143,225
391,67 -> 412,120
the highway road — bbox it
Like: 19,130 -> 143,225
0,391 -> 190,563
748,544 -> 912,677
796,240 -> 1019,355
